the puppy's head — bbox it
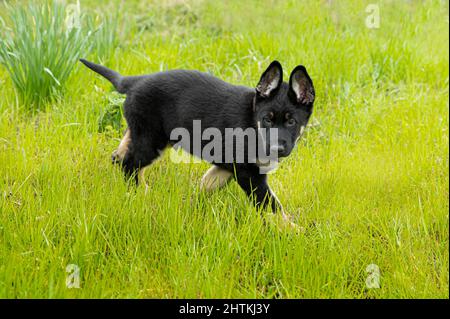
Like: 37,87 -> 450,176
253,60 -> 315,158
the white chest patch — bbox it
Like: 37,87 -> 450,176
299,125 -> 305,136
256,159 -> 279,174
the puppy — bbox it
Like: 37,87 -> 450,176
80,59 -> 315,216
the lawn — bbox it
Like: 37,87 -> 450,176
0,0 -> 448,298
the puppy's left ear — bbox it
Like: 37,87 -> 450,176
256,60 -> 283,98
289,65 -> 315,106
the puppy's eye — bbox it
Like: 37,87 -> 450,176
286,118 -> 296,127
263,117 -> 273,126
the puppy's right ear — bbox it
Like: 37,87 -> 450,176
256,60 -> 283,98
288,65 -> 315,107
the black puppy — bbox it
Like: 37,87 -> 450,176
80,59 -> 315,215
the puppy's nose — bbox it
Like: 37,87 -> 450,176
270,144 -> 286,157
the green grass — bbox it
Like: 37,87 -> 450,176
0,1 -> 120,110
0,1 -> 91,109
0,0 -> 448,298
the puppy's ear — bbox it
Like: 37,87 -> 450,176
256,60 -> 283,98
289,65 -> 315,106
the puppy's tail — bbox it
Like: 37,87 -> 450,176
79,59 -> 128,94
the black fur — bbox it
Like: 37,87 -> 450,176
80,59 -> 315,213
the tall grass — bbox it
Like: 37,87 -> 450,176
0,1 -> 120,111
0,1 -> 91,110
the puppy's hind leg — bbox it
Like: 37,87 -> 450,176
112,128 -> 131,165
139,167 -> 149,194
122,131 -> 164,186
111,128 -> 148,188
200,166 -> 233,192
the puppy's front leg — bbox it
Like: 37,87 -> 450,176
235,167 -> 282,213
235,169 -> 302,233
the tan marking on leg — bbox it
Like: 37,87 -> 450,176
269,189 -> 303,232
112,128 -> 131,163
200,166 -> 232,192
139,167 -> 149,194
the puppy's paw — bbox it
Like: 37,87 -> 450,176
111,150 -> 122,164
265,213 -> 305,234
282,219 -> 304,233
